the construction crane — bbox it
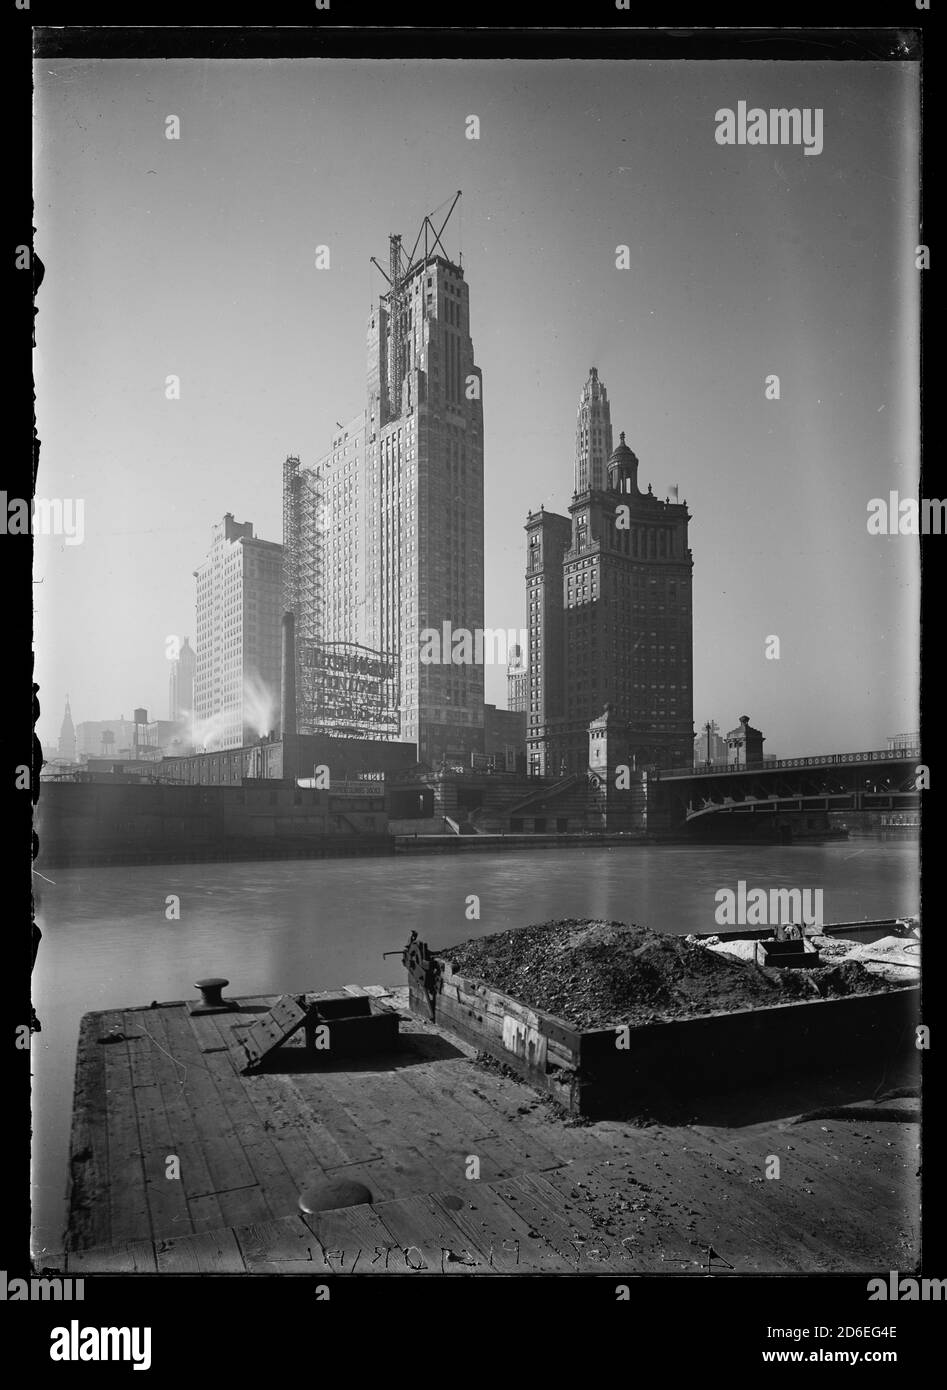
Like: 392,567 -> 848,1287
369,192 -> 463,423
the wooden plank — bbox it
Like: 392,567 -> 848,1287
521,1162 -> 706,1272
688,1123 -> 907,1238
343,1069 -> 483,1183
134,1007 -> 227,1237
289,1073 -> 384,1168
366,1193 -> 493,1274
131,1082 -> 194,1241
188,1012 -> 237,1055
159,1007 -> 258,1200
152,1008 -> 266,1234
101,1010 -> 152,1245
66,1012 -> 112,1251
652,1127 -> 853,1270
123,1010 -> 158,1087
65,1240 -> 158,1274
413,1057 -> 591,1165
243,1070 -> 348,1174
777,1120 -> 918,1207
184,1008 -> 306,1222
155,1228 -> 246,1273
313,1070 -> 449,1196
515,1168 -> 643,1263
233,1215 -> 325,1273
441,966 -> 582,1046
428,1183 -> 567,1272
395,1065 -> 565,1180
238,996 -> 308,1069
301,1204 -> 417,1274
469,1174 -> 611,1270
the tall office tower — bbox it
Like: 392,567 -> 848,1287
574,367 -> 614,495
526,370 -> 694,777
506,643 -> 528,713
57,695 -> 76,762
168,637 -> 196,720
193,514 -> 283,750
285,197 -> 485,762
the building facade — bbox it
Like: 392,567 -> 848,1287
526,369 -> 694,777
506,643 -> 528,713
283,205 -> 485,764
168,637 -> 196,721
194,514 -> 283,750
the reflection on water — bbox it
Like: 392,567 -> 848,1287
31,837 -> 918,1258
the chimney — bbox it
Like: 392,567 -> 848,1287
280,611 -> 297,740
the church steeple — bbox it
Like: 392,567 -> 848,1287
57,695 -> 76,763
574,367 -> 614,495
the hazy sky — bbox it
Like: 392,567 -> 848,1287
33,58 -> 920,757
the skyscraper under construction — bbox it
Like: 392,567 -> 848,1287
283,195 -> 485,763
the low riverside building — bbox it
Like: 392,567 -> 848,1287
160,732 -> 417,786
34,777 -> 390,868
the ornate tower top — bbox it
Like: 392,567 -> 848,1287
574,367 -> 614,496
607,430 -> 639,495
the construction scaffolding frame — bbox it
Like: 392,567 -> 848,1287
370,191 -> 462,426
282,455 -> 324,728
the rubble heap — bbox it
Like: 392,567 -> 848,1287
440,919 -> 895,1030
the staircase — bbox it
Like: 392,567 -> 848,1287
505,774 -> 584,817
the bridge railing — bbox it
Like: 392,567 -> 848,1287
656,747 -> 921,779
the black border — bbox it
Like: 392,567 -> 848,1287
11,7 -> 941,1369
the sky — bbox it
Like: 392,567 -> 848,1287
33,57 -> 920,758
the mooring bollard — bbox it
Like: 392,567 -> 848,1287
193,976 -> 230,1011
195,977 -> 229,1008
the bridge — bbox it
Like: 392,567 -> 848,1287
650,746 -> 923,827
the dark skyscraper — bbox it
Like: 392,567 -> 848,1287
526,369 -> 694,777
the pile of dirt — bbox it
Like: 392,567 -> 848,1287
439,919 -> 894,1030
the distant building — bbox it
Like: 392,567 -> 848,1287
194,514 -> 283,751
887,732 -> 919,750
484,703 -> 527,771
56,696 -> 76,763
506,644 -> 528,713
726,714 -> 765,767
76,714 -> 189,761
169,637 -> 196,721
525,368 -> 694,777
694,721 -> 728,767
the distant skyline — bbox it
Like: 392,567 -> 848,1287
34,58 -> 920,758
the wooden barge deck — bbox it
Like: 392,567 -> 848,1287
64,986 -> 920,1274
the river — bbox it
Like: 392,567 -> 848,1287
30,835 -> 919,1260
